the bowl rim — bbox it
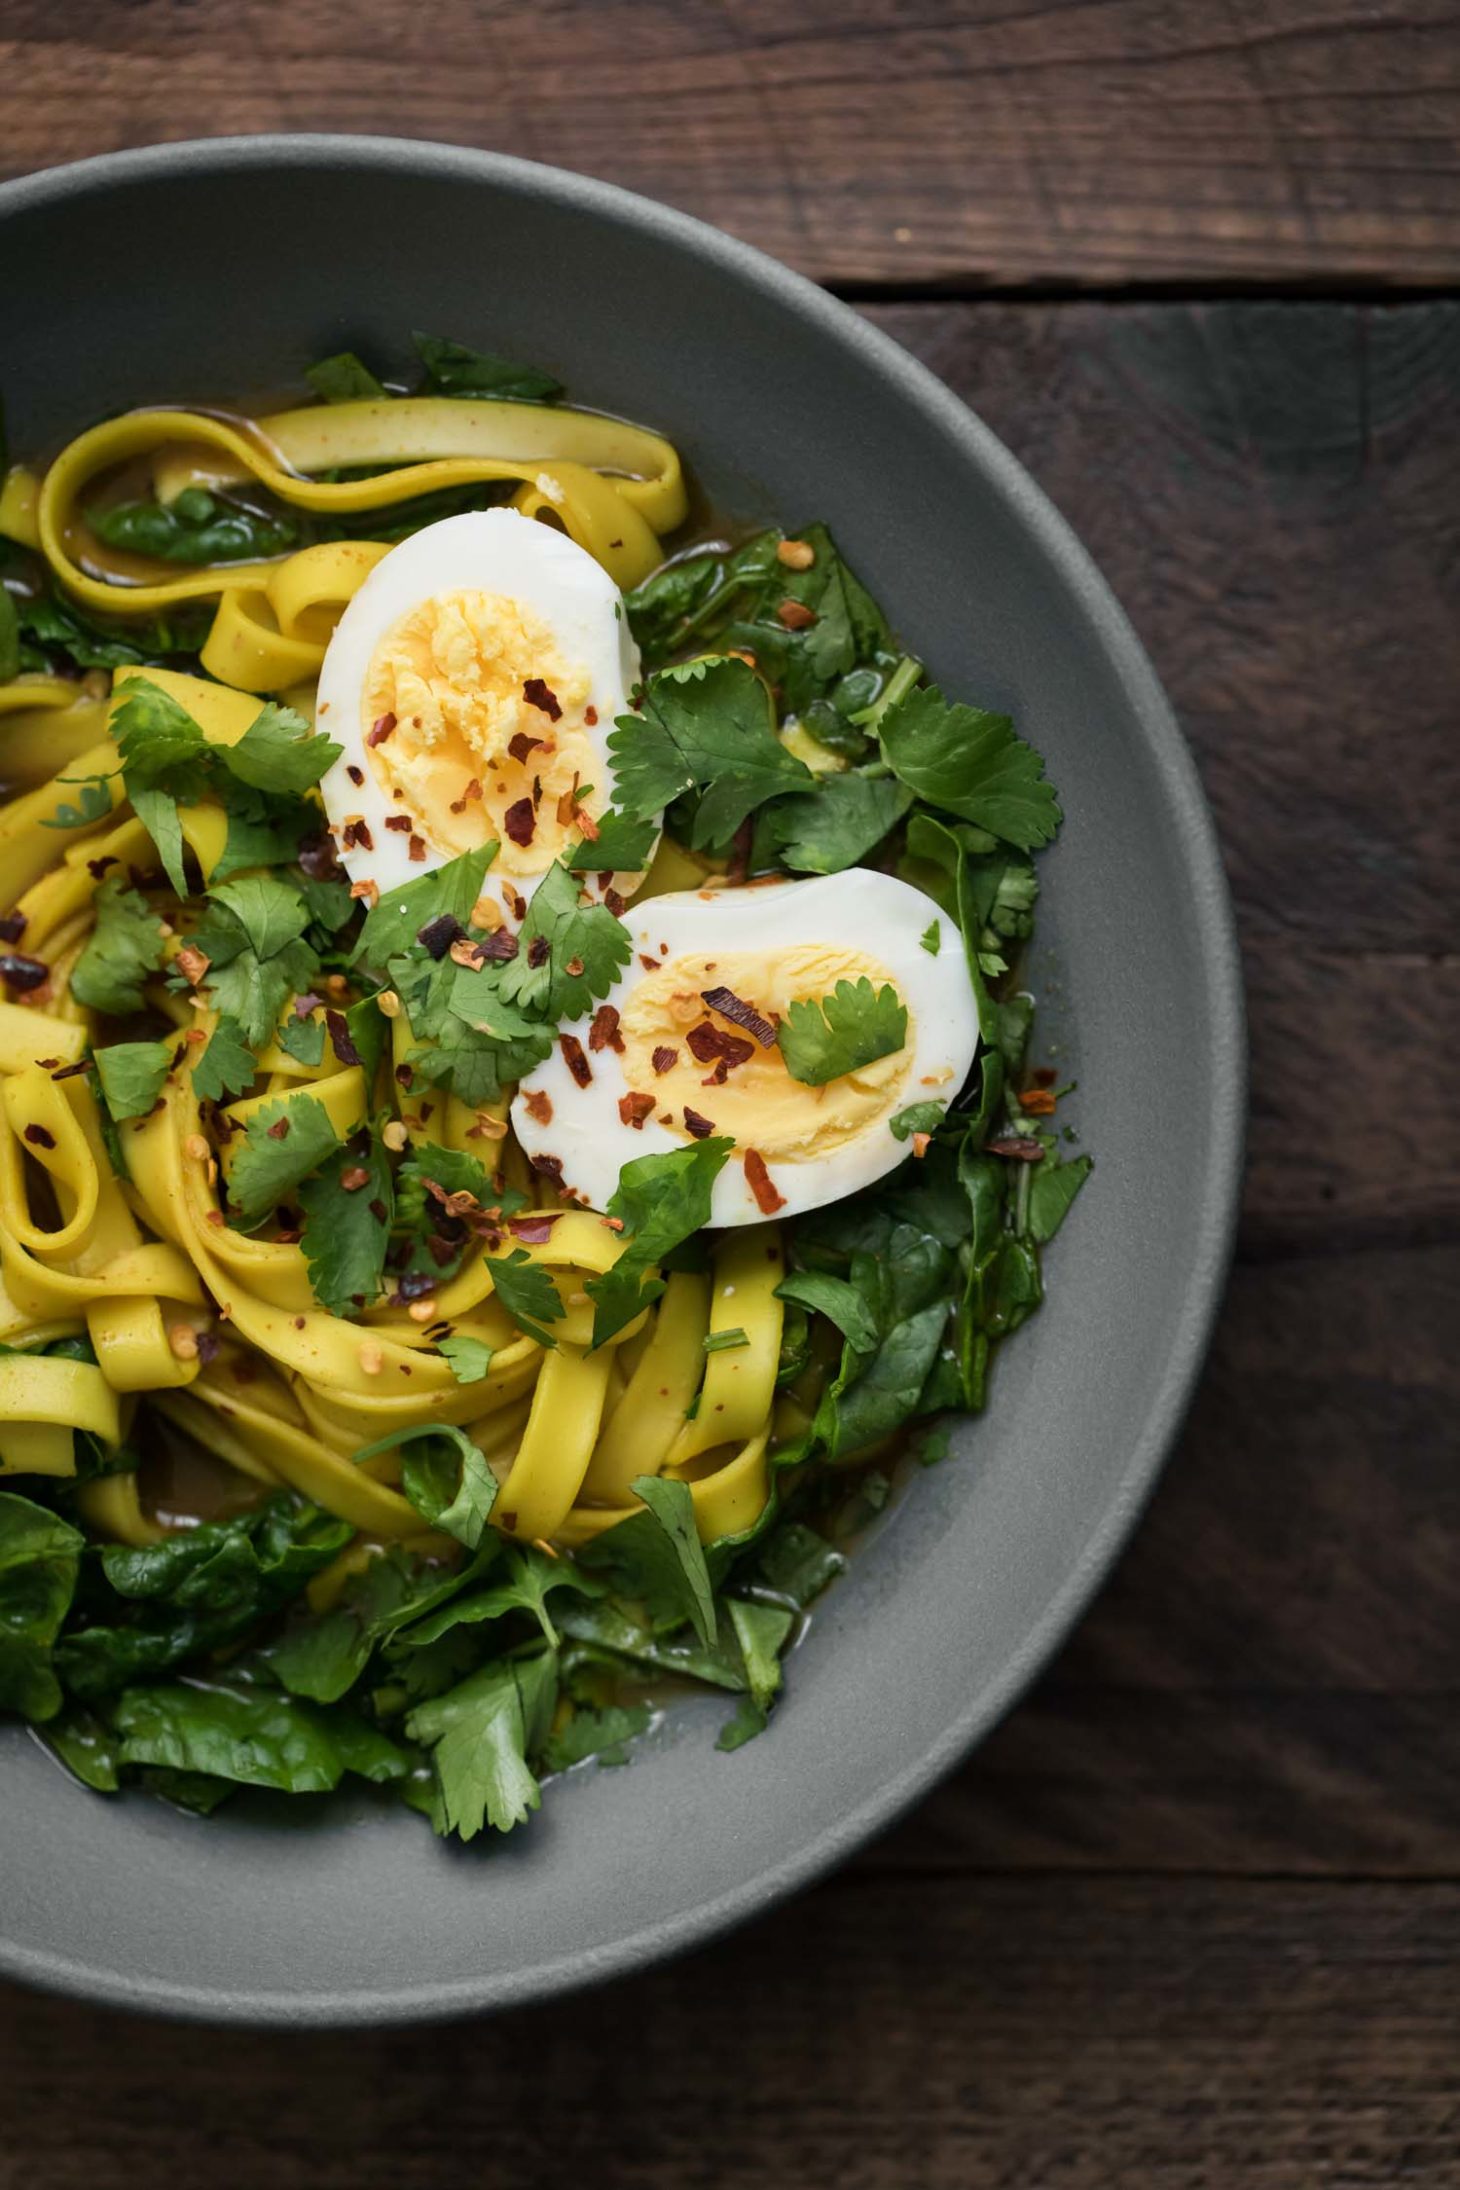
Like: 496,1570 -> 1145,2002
0,132 -> 1246,2027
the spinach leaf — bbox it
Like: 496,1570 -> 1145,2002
752,770 -> 912,876
0,1492 -> 84,1721
1027,1151 -> 1092,1244
89,490 -> 299,565
113,1679 -> 408,1794
413,332 -> 563,406
354,1423 -> 497,1551
306,351 -> 388,403
585,1136 -> 736,1347
608,656 -> 813,848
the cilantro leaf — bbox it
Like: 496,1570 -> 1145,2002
299,1137 -> 393,1315
276,1013 -> 326,1067
192,1015 -> 257,1103
405,1648 -> 557,1840
777,977 -> 908,1087
412,331 -> 563,406
585,1137 -> 735,1347
40,772 -> 118,830
306,350 -> 388,403
227,1094 -> 342,1226
225,703 -> 342,793
608,656 -> 814,848
391,1543 -> 593,1652
879,682 -> 1061,851
93,1039 -> 172,1124
438,1336 -> 494,1385
483,1248 -> 566,1348
69,875 -> 167,1016
889,1099 -> 948,1142
496,861 -> 632,1019
577,1474 -> 716,1647
565,808 -> 660,872
444,959 -> 559,1066
355,844 -> 496,971
752,769 -> 912,876
774,1268 -> 879,1354
1027,1151 -> 1092,1245
191,874 -> 319,1048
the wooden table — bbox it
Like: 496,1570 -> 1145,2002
2,5 -> 1456,2182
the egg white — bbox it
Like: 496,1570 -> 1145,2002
315,508 -> 649,917
510,870 -> 981,1227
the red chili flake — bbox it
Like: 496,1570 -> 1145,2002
504,797 -> 536,847
449,937 -> 486,970
985,1137 -> 1045,1162
702,1061 -> 729,1087
743,1148 -> 786,1214
618,1092 -> 656,1129
584,706 -> 598,727
651,1045 -> 678,1075
638,953 -> 660,974
341,819 -> 374,852
408,835 -> 428,863
395,1063 -> 414,1088
559,1034 -> 592,1087
367,713 -> 396,747
266,1117 -> 291,1141
449,778 -> 484,814
685,1021 -> 754,1070
588,1004 -> 623,1054
683,1106 -> 716,1140
911,1132 -> 933,1159
531,1153 -> 565,1186
22,1123 -> 55,1150
777,599 -> 817,631
526,935 -> 550,969
700,985 -> 777,1049
507,732 -> 544,765
531,775 -> 543,811
507,887 -> 528,921
417,914 -> 463,960
175,944 -> 210,988
522,677 -> 562,722
325,1009 -> 362,1066
339,1165 -> 371,1192
425,1233 -> 457,1267
0,913 -> 25,945
479,929 -> 519,962
522,1088 -> 553,1125
368,1198 -> 388,1223
1033,1066 -> 1058,1088
556,775 -> 584,828
509,1213 -> 560,1244
384,814 -> 412,832
49,1059 -> 91,1081
86,855 -> 117,881
1,953 -> 49,993
604,887 -> 627,917
346,764 -> 365,787
1017,1087 -> 1058,1116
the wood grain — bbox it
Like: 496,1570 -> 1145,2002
868,298 -> 1460,1255
1,0 -> 1458,289
2,1881 -> 1457,2189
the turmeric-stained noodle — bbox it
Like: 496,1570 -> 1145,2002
0,333 -> 1081,1839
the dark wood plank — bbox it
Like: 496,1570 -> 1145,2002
2,1879 -> 1456,2188
3,0 -> 1459,288
867,1245 -> 1460,1879
867,298 -> 1460,1255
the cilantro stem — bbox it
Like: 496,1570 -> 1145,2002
670,573 -> 752,649
850,654 -> 923,733
1014,1154 -> 1033,1239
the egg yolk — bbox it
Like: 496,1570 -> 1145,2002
617,945 -> 917,1161
362,589 -> 601,876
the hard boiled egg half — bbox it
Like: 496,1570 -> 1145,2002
315,508 -> 650,919
510,871 -> 980,1227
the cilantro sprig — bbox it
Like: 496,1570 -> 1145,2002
776,978 -> 908,1087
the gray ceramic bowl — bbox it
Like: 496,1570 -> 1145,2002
0,136 -> 1243,2026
